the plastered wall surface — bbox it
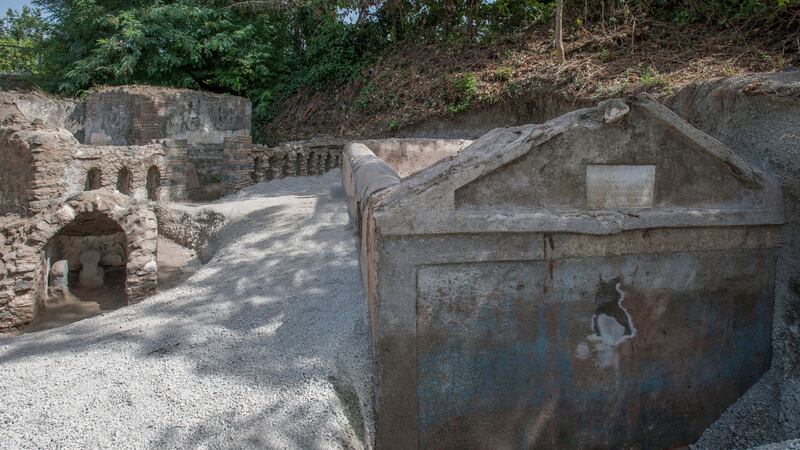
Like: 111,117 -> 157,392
84,86 -> 251,146
341,138 -> 472,240
353,95 -> 784,449
84,86 -> 254,201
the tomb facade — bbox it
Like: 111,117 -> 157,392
0,86 -> 254,333
345,95 -> 784,449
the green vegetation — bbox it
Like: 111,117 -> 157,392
0,0 -> 796,137
639,67 -> 666,88
0,6 -> 46,73
447,73 -> 478,113
660,0 -> 799,25
492,66 -> 514,82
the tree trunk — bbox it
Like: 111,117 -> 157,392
555,0 -> 566,64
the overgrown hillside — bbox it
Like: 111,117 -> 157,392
2,1 -> 799,144
262,18 -> 799,142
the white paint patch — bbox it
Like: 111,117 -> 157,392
586,282 -> 637,369
596,314 -> 627,346
615,282 -> 637,338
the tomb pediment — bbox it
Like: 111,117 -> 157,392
373,95 -> 783,236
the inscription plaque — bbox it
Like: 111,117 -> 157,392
586,165 -> 656,208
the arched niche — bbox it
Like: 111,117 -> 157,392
146,166 -> 161,201
3,192 -> 159,333
85,167 -> 102,191
42,210 -> 128,311
117,167 -> 132,195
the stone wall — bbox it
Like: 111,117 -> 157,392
0,91 -> 194,213
83,86 -> 254,201
182,135 -> 254,201
0,191 -> 158,334
84,86 -> 251,146
342,143 -> 402,241
0,91 -> 85,141
341,138 -> 472,242
352,138 -> 472,178
353,96 -> 784,449
155,204 -> 226,262
251,138 -> 347,182
0,122 -> 174,215
0,85 -> 262,334
3,88 -> 343,206
0,126 -> 35,215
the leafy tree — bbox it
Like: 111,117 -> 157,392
16,0 -> 798,127
0,5 -> 47,73
33,1 -> 294,94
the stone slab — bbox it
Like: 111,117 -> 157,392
586,164 -> 656,208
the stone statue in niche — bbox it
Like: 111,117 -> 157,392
78,249 -> 104,289
47,260 -> 69,303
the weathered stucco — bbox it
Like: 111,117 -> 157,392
353,95 -> 784,449
341,138 -> 472,240
352,138 -> 472,178
84,86 -> 251,146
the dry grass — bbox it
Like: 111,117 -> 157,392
261,20 -> 798,142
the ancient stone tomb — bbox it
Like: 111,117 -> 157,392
0,192 -> 158,332
0,86 -> 254,333
346,95 -> 784,449
1,86 -> 350,334
84,86 -> 254,201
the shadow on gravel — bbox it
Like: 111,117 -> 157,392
0,176 -> 373,449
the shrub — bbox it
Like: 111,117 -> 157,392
492,66 -> 514,82
639,67 -> 666,88
447,73 -> 478,114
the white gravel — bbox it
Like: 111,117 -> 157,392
0,170 -> 374,449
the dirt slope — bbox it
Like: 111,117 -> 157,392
262,21 -> 797,143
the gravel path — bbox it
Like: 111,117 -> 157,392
0,170 -> 374,449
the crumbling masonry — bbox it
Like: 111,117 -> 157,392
0,86 -> 345,334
